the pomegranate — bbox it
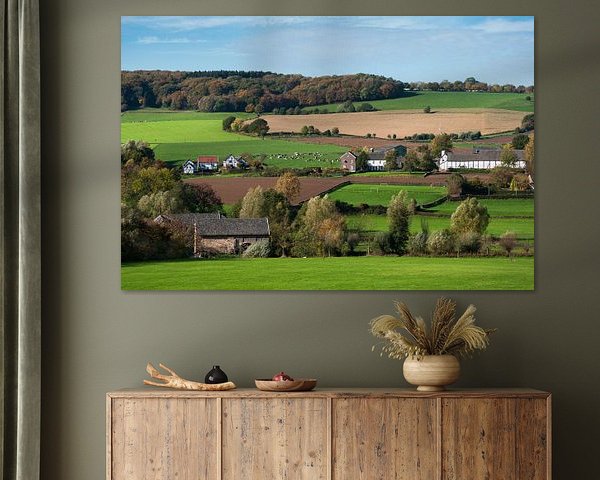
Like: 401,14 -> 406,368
272,371 -> 294,382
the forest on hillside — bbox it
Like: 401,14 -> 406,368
121,70 -> 534,113
121,71 -> 405,112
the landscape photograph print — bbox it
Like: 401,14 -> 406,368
121,16 -> 535,291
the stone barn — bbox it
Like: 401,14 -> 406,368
154,213 -> 270,256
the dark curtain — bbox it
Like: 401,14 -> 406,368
1,0 -> 41,479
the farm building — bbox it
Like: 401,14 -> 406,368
340,145 -> 406,172
197,155 -> 219,171
438,148 -> 526,171
154,212 -> 270,256
223,155 -> 248,169
182,160 -> 196,175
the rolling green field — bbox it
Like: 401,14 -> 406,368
319,91 -> 534,113
328,184 -> 447,206
121,109 -> 345,167
347,214 -> 534,239
122,256 -> 534,290
425,198 -> 534,217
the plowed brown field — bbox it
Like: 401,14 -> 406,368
265,109 -> 524,138
186,173 -> 491,205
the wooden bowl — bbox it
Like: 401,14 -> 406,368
255,379 -> 317,392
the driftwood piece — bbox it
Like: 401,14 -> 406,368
144,363 -> 236,391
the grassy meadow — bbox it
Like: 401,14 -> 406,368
347,213 -> 534,240
121,109 -> 345,167
328,184 -> 447,206
122,256 -> 534,290
319,91 -> 534,113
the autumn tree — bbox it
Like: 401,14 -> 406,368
500,144 -> 518,167
297,196 -> 346,257
387,191 -> 411,255
355,151 -> 369,172
524,133 -> 535,174
239,186 -> 265,218
450,197 -> 490,235
384,149 -> 398,171
121,140 -> 156,166
121,165 -> 177,206
430,133 -> 453,158
275,172 -> 301,203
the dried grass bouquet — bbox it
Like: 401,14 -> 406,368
370,298 -> 495,360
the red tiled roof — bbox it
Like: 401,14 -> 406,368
197,155 -> 218,163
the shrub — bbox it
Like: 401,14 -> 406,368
457,232 -> 482,254
243,239 -> 271,258
450,197 -> 490,235
427,229 -> 455,255
222,116 -> 236,131
490,166 -> 515,188
423,105 -> 431,113
375,232 -> 393,255
499,231 -> 518,256
407,232 -> 428,255
446,173 -> 465,196
511,133 -> 530,150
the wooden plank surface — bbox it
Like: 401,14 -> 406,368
332,397 -> 437,480
108,387 -> 550,399
516,398 -> 549,480
441,398 -> 517,480
110,397 -> 219,480
222,398 -> 328,480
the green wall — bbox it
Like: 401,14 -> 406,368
40,1 -> 600,478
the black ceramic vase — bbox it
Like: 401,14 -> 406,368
205,365 -> 228,384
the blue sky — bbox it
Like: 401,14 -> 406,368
121,16 -> 534,85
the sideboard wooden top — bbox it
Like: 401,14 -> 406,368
108,387 -> 550,399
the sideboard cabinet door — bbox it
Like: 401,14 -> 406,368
441,398 -> 549,480
221,398 -> 329,480
332,398 -> 437,480
109,397 -> 219,480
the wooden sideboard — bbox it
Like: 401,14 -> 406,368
107,388 -> 551,480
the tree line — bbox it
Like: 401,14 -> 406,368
406,77 -> 534,94
121,71 -> 405,113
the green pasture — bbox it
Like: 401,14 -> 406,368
152,141 -> 344,167
121,109 -> 253,123
319,91 -> 534,113
347,214 -> 534,239
327,184 -> 447,206
425,198 -> 534,217
121,110 -> 345,167
121,256 -> 534,290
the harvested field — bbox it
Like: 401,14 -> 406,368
186,177 -> 348,205
186,173 -> 492,205
265,109 -> 525,138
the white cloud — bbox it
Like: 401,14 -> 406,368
123,16 -> 317,32
472,18 -> 534,34
136,36 -> 205,45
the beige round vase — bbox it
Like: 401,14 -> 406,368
403,355 -> 460,391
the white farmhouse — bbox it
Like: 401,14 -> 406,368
438,148 -> 526,171
223,154 -> 247,169
182,160 -> 196,175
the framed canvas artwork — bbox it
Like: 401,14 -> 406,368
120,16 -> 534,290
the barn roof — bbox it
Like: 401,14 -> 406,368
446,149 -> 525,163
197,155 -> 219,163
155,213 -> 269,237
197,218 -> 270,237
